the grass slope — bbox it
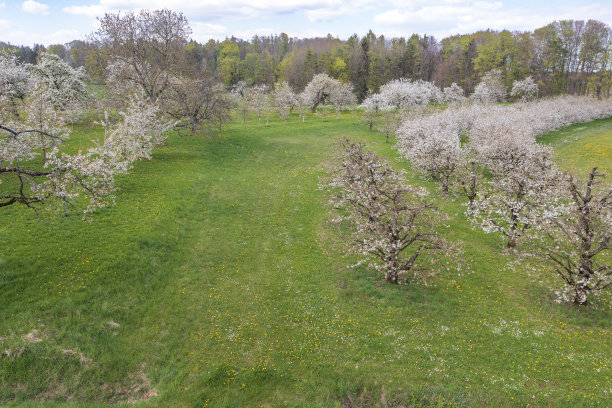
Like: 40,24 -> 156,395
1,113 -> 610,407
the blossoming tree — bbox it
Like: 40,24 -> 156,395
324,138 -> 448,284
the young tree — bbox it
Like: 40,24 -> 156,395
361,93 -> 388,131
442,83 -> 466,104
379,78 -> 442,111
232,82 -> 254,128
397,113 -> 463,192
468,137 -> 556,249
251,84 -> 269,122
206,90 -> 233,132
296,92 -> 310,123
330,82 -> 356,119
97,9 -> 191,102
380,107 -> 400,143
529,168 -> 611,305
456,159 -> 484,211
272,81 -> 296,123
324,138 -> 447,284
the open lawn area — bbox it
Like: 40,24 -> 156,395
1,113 -> 611,407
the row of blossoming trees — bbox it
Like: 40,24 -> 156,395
230,73 -> 357,127
224,68 -> 536,131
326,82 -> 611,306
360,69 -> 539,139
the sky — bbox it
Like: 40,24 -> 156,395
0,0 -> 611,46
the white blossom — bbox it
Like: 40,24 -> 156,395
0,51 -> 31,112
302,73 -> 343,116
442,83 -> 466,104
510,76 -> 538,101
272,81 -> 296,123
528,168 -> 611,305
361,93 -> 390,131
29,52 -> 87,112
471,69 -> 506,104
379,78 -> 442,111
329,82 -> 356,119
1,81 -> 173,217
323,139 -> 449,284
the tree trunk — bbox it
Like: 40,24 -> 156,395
311,101 -> 319,113
507,236 -> 517,249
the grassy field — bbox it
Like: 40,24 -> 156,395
537,117 -> 612,173
0,112 -> 610,407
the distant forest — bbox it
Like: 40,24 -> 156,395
1,19 -> 610,100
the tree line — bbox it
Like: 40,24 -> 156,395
1,18 -> 610,100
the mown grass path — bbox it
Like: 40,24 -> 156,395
1,114 -> 610,407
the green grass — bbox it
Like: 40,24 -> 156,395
1,111 -> 611,407
537,116 -> 612,173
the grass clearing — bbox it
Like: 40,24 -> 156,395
1,111 -> 611,407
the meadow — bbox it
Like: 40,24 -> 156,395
1,111 -> 611,407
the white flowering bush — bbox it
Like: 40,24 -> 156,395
379,78 -> 442,111
442,83 -> 466,104
94,93 -> 173,167
361,93 -> 389,131
330,82 -> 356,119
471,69 -> 506,104
510,76 -> 538,101
396,111 -> 463,192
397,96 -> 612,193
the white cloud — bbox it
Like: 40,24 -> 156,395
21,0 -> 50,15
373,1 -> 612,39
63,5 -> 110,19
11,0 -> 612,46
286,28 -> 338,39
47,29 -> 83,44
233,27 -> 278,40
0,19 -> 12,29
191,22 -> 228,40
0,2 -> 6,8
2,28 -> 83,46
305,7 -> 352,22
62,0 -> 344,20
